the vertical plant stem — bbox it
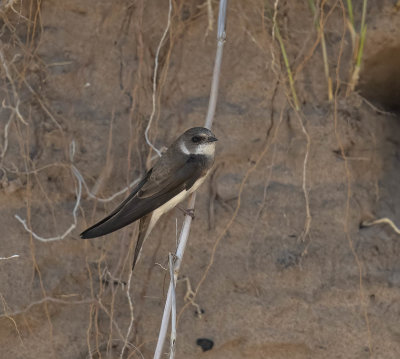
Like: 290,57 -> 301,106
153,194 -> 196,359
168,254 -> 176,359
357,0 -> 368,67
307,0 -> 316,17
320,32 -> 333,101
346,0 -> 354,26
153,1 -> 228,357
356,24 -> 367,68
307,0 -> 332,101
274,25 -> 299,110
347,0 -> 368,92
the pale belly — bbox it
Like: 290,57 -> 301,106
156,176 -> 205,216
146,175 -> 207,235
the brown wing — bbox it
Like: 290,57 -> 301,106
80,156 -> 204,239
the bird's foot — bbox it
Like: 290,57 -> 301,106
184,208 -> 195,219
177,205 -> 195,219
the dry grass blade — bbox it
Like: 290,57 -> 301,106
308,0 -> 333,101
361,218 -> 400,235
0,254 -> 19,260
346,0 -> 368,93
272,1 -> 299,110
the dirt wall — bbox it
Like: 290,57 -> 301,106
0,1 -> 400,358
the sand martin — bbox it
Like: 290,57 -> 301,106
80,127 -> 217,269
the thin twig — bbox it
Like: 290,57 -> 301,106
14,138 -> 149,241
0,293 -> 25,348
0,46 -> 28,164
206,0 -> 214,35
144,0 -> 172,157
357,93 -> 395,116
0,0 -> 18,11
119,268 -> 135,359
15,141 -> 82,242
179,276 -> 202,316
78,170 -> 142,203
0,108 -> 14,163
0,296 -> 93,319
0,47 -> 28,126
292,110 -> 312,241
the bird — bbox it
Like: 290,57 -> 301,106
80,127 -> 217,270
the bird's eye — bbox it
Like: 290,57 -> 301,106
192,136 -> 202,143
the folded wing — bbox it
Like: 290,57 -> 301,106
80,157 -> 203,239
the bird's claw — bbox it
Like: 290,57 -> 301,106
184,208 -> 195,219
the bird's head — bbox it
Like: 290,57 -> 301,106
178,127 -> 218,156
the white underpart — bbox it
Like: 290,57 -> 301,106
145,175 -> 207,241
135,176 -> 206,264
179,141 -> 215,156
194,142 -> 215,156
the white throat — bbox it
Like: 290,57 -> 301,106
180,141 -> 215,156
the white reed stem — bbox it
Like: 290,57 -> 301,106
153,1 -> 228,357
153,194 -> 196,359
168,254 -> 177,359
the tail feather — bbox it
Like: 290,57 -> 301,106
80,172 -> 151,239
132,213 -> 153,270
80,214 -> 135,239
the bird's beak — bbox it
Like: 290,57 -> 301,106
208,136 -> 218,142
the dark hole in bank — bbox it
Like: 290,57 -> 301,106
357,46 -> 400,113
